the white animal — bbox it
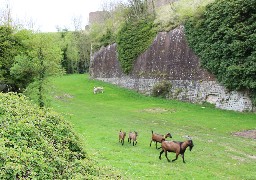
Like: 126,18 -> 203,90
93,87 -> 104,94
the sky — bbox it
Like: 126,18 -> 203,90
0,0 -> 126,32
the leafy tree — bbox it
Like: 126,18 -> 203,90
0,25 -> 21,88
75,31 -> 91,73
185,0 -> 256,104
58,29 -> 90,74
7,29 -> 37,90
62,31 -> 79,74
10,31 -> 64,106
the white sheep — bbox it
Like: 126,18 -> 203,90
93,87 -> 104,94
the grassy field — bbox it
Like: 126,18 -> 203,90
48,74 -> 256,180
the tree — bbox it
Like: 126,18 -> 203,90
63,31 -> 79,74
75,31 -> 91,73
10,31 -> 64,106
0,25 -> 21,89
58,27 -> 91,74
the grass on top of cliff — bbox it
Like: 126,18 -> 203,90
48,74 -> 256,180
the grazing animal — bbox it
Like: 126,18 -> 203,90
128,131 -> 138,146
93,87 -> 104,94
150,130 -> 172,149
119,130 -> 126,145
159,137 -> 194,163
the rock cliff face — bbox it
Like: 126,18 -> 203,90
89,26 -> 253,112
131,27 -> 215,81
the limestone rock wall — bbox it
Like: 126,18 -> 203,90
89,26 -> 254,112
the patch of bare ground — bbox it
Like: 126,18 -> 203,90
232,130 -> 256,139
55,93 -> 73,101
224,146 -> 256,162
140,107 -> 176,113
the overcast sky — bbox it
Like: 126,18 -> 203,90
0,0 -> 126,32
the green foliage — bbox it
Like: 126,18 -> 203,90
126,0 -> 148,19
88,23 -> 107,51
88,4 -> 129,53
75,31 -> 91,73
60,30 -> 79,74
0,26 -> 21,84
0,92 -> 102,179
1,26 -> 91,94
154,0 -> 214,31
88,0 -> 156,56
152,80 -> 172,98
23,80 -> 50,107
116,18 -> 157,74
58,30 -> 90,74
9,31 -> 64,106
185,0 -> 256,104
99,28 -> 116,47
1,29 -> 63,93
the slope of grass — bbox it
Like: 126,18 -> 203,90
48,74 -> 256,179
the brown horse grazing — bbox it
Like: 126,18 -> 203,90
159,139 -> 194,163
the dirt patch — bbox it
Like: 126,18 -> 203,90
140,107 -> 176,113
55,93 -> 73,101
233,130 -> 256,139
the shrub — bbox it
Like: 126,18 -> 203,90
0,93 -> 120,179
152,81 -> 172,98
184,0 -> 256,105
116,18 -> 157,74
99,28 -> 116,47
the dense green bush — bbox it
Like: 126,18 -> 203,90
0,93 -> 119,179
116,18 -> 157,74
152,81 -> 172,98
184,0 -> 256,104
99,28 -> 116,47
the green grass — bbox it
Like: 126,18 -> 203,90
48,74 -> 256,180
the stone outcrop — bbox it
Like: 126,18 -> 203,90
89,26 -> 254,112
